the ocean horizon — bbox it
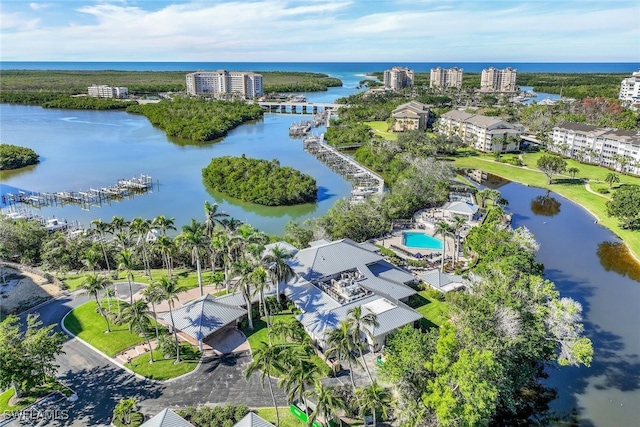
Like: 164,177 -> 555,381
1,61 -> 638,74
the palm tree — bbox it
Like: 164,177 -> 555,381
244,342 -> 285,426
279,360 -> 320,415
306,381 -> 346,427
81,247 -> 102,275
177,219 -> 208,297
155,235 -> 175,278
143,282 -> 164,339
117,300 -> 155,363
232,260 -> 259,330
345,306 -> 379,383
204,201 -> 229,237
451,215 -> 467,266
156,275 -> 182,363
249,265 -> 271,333
152,215 -> 176,236
117,249 -> 136,305
262,244 -> 296,307
110,216 -> 129,236
567,167 -> 580,179
605,172 -> 620,188
326,321 -> 361,391
434,221 -> 453,272
91,219 -> 112,277
354,380 -> 392,427
78,274 -> 112,333
130,217 -> 152,279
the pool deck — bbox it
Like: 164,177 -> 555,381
374,228 -> 452,259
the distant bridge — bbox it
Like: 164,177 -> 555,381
256,101 -> 346,114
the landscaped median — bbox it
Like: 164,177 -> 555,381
63,299 -> 200,380
451,152 -> 640,262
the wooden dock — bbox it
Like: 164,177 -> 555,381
1,174 -> 155,211
303,136 -> 384,202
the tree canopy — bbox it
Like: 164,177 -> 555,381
202,155 -> 318,206
0,143 -> 40,170
606,184 -> 640,229
536,154 -> 567,184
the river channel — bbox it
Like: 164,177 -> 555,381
493,180 -> 640,426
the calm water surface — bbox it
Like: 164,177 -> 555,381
0,104 -> 353,234
499,182 -> 640,426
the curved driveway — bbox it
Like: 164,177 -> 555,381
20,285 -> 284,426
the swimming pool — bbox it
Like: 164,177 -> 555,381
402,231 -> 443,250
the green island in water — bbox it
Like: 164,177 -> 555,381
202,155 -> 318,206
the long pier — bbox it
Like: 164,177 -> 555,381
257,101 -> 343,114
1,174 -> 155,211
303,135 -> 384,202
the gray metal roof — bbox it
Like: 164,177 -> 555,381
233,413 -> 275,427
358,241 -> 381,253
264,241 -> 299,257
419,269 -> 468,293
161,294 -> 247,341
284,277 -> 341,313
442,201 -> 479,215
141,409 -> 194,427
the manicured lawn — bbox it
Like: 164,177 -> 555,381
407,291 -> 449,328
255,408 -> 307,427
126,343 -> 201,380
63,300 -> 147,357
244,311 -> 332,378
364,121 -> 397,141
0,379 -> 72,412
450,153 -> 640,261
62,268 -> 226,292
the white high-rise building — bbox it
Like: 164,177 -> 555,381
383,67 -> 414,91
619,70 -> 640,106
430,67 -> 463,89
480,67 -> 517,92
186,70 -> 263,98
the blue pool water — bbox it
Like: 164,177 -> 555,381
403,232 -> 443,250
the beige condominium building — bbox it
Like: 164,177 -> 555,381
480,67 -> 518,92
551,122 -> 640,175
618,70 -> 640,109
430,67 -> 464,89
185,70 -> 263,99
383,66 -> 415,91
438,110 -> 523,153
88,85 -> 128,98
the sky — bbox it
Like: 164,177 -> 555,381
1,0 -> 639,62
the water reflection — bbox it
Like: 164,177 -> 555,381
205,186 -> 318,218
458,168 -> 509,189
597,241 -> 640,283
530,191 -> 562,217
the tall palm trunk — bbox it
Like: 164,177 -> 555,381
168,305 -> 181,363
138,319 -> 154,363
244,292 -> 254,329
150,301 -> 160,339
196,254 -> 203,297
95,295 -> 111,333
266,378 -> 280,427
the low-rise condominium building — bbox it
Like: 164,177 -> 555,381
88,85 -> 128,99
550,122 -> 640,175
438,110 -> 523,153
391,101 -> 431,132
186,70 -> 263,99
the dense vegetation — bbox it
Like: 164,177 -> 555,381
0,143 -> 40,170
178,405 -> 249,427
516,72 -> 629,99
0,69 -> 341,97
202,155 -> 318,206
126,98 -> 264,141
381,208 -> 592,426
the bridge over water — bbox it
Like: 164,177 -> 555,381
257,101 -> 345,114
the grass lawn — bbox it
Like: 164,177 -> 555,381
126,343 -> 201,380
62,268 -> 225,292
63,300 -> 147,357
450,152 -> 640,261
255,408 -> 307,427
364,121 -> 397,141
0,379 -> 72,413
243,311 -> 332,378
407,291 -> 449,329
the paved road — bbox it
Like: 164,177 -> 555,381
15,285 -> 285,426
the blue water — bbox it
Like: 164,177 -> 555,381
1,61 -> 638,73
403,231 -> 443,250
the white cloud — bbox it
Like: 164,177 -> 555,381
29,3 -> 52,11
1,0 -> 638,61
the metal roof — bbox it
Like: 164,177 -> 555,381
161,294 -> 247,342
233,413 -> 275,427
141,409 -> 194,427
442,201 -> 479,215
